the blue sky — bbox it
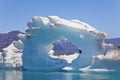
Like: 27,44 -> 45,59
0,0 -> 120,38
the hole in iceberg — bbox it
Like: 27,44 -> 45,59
48,39 -> 82,64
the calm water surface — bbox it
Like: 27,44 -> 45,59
0,70 -> 120,80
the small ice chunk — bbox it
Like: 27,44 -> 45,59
62,66 -> 73,71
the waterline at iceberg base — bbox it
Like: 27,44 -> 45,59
1,16 -> 120,72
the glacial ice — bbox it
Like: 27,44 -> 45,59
0,16 -> 120,72
20,16 -> 113,71
0,40 -> 23,69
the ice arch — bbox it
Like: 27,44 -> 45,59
20,16 -> 106,71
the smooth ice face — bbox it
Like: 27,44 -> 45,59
20,16 -> 107,71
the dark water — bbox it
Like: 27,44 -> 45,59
0,70 -> 120,80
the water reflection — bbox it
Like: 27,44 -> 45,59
23,71 -> 120,80
0,70 -> 22,80
0,70 -> 120,80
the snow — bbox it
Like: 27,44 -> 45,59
49,52 -> 80,64
27,16 -> 107,38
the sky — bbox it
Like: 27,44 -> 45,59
0,0 -> 120,38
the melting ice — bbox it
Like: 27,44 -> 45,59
0,16 -> 120,72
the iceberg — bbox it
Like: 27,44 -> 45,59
20,16 -> 108,71
0,16 -> 120,72
0,40 -> 23,69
